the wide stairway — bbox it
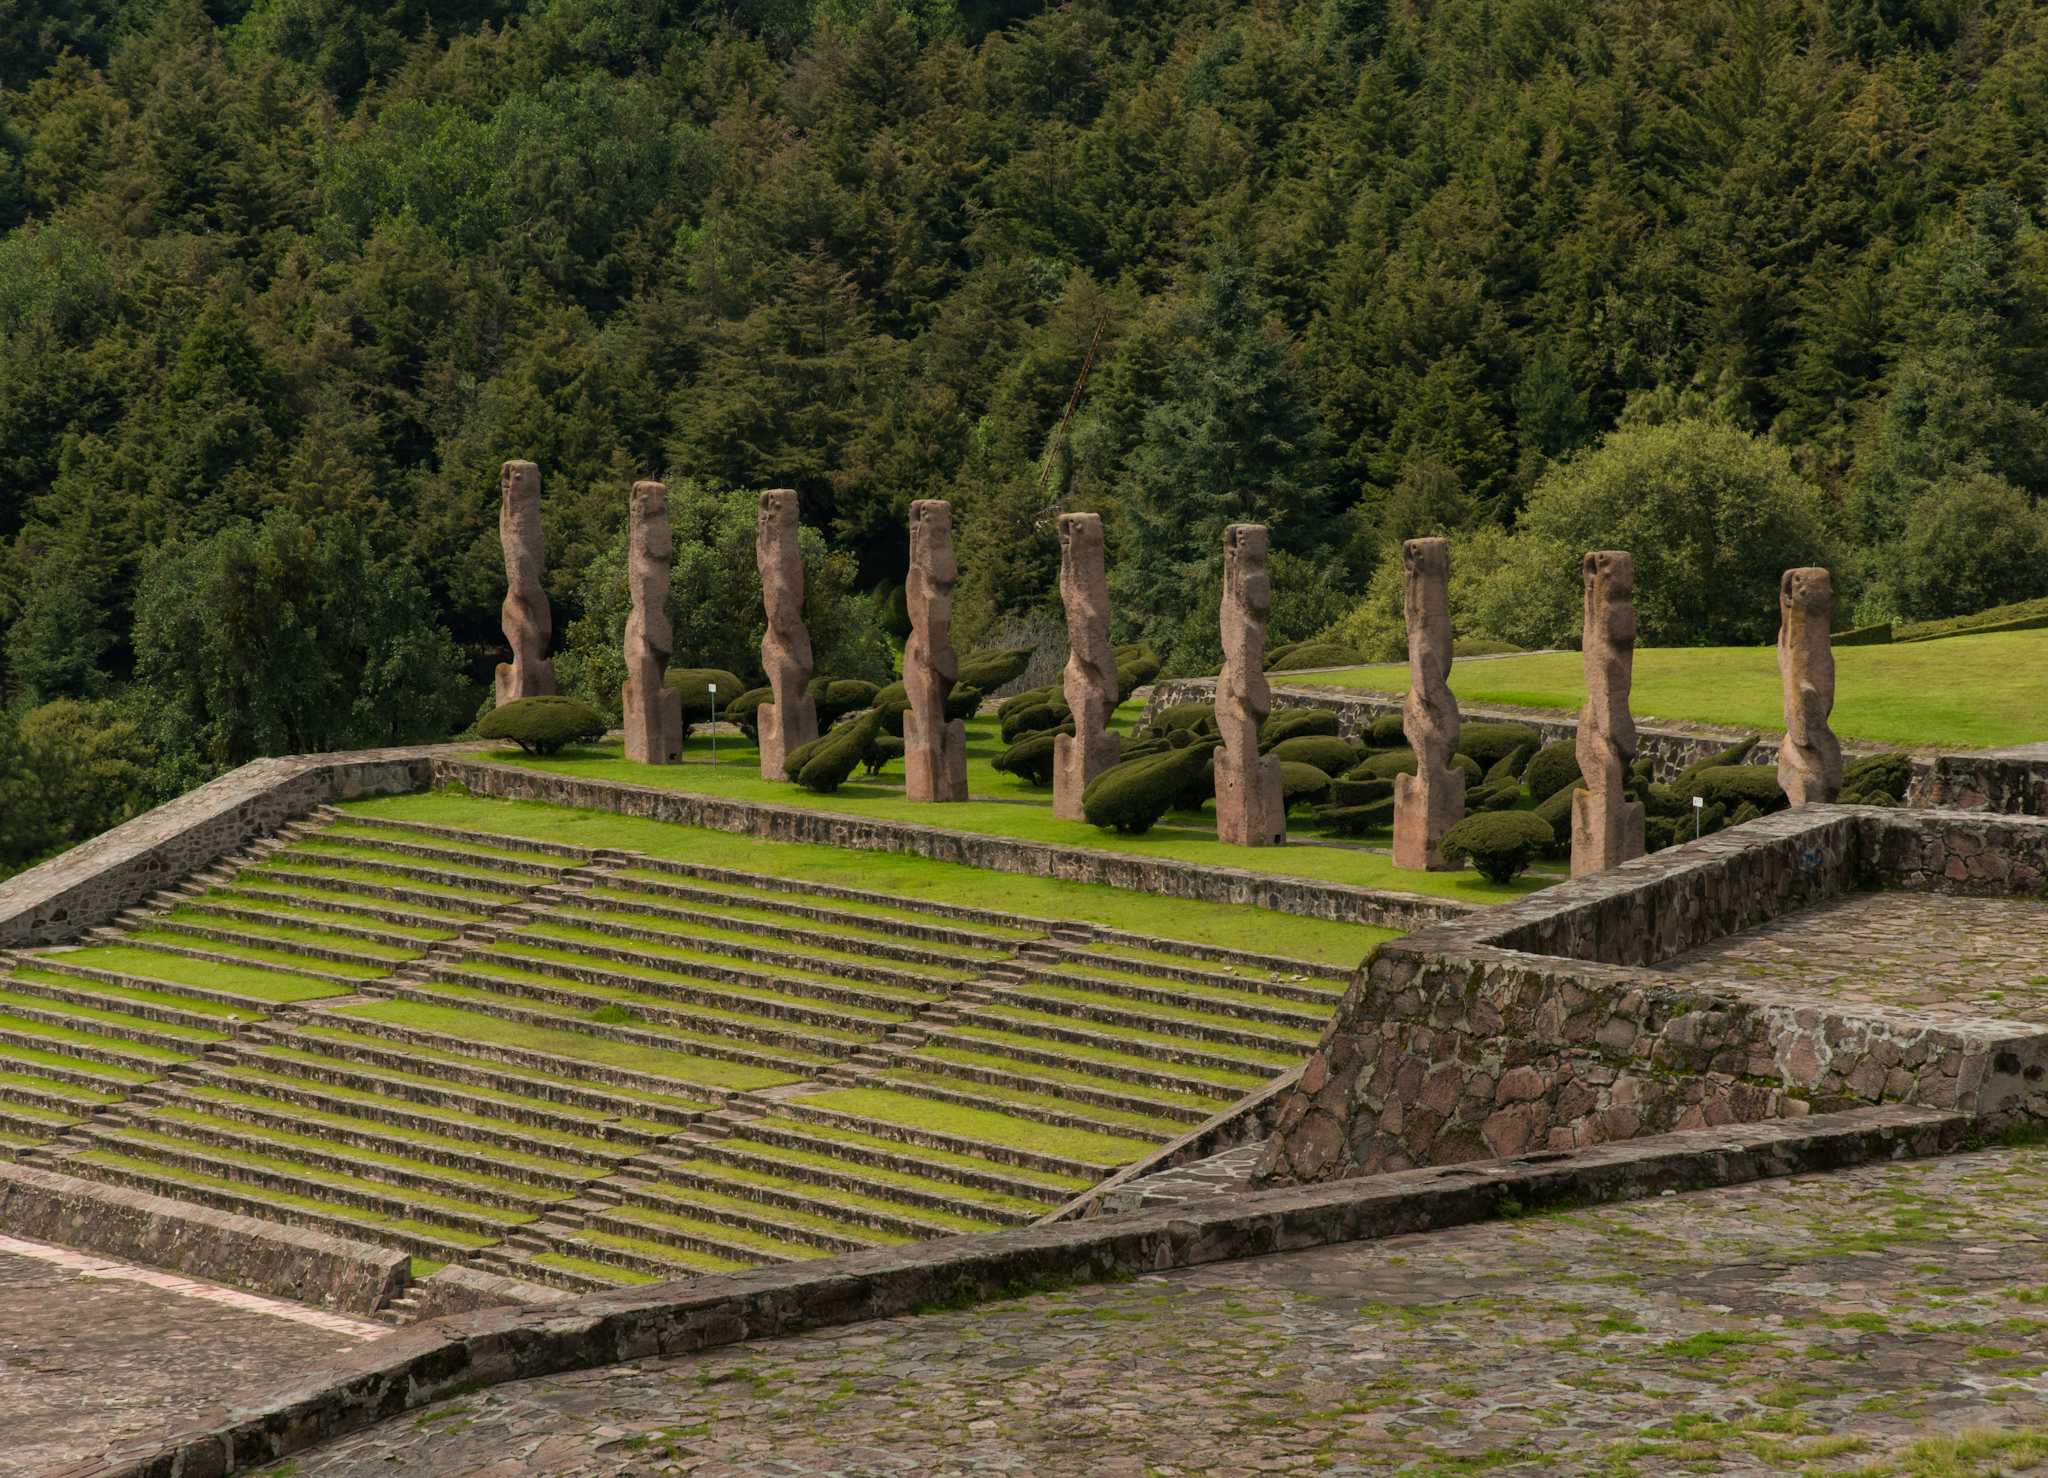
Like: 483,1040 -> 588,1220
0,808 -> 1346,1307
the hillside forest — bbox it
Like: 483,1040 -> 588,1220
3,0 -> 2048,874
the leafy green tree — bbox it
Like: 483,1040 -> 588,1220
1876,473 -> 2048,622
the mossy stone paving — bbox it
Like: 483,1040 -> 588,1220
3,800 -> 1362,1304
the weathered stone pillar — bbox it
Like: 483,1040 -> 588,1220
494,460 -> 556,705
1571,550 -> 1646,875
1778,566 -> 1842,806
622,481 -> 683,764
1214,524 -> 1286,846
1052,512 -> 1121,821
755,489 -> 819,780
1392,537 -> 1465,870
904,499 -> 968,802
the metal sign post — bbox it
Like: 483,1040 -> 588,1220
709,682 -> 718,767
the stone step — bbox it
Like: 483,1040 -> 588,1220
616,858 -> 1069,937
0,997 -> 222,1057
77,1124 -> 531,1242
436,950 -> 913,1038
0,972 -> 260,1035
697,1128 -> 1056,1219
310,809 -> 599,863
591,876 -> 1038,954
859,1068 -> 1178,1141
1089,926 -> 1354,984
385,979 -> 839,1076
587,1196 -> 869,1261
474,1251 -> 628,1295
159,902 -> 438,955
943,1007 -> 1290,1081
880,1053 -> 1218,1126
527,1229 -> 731,1283
1062,949 -> 1350,1004
304,828 -> 573,880
212,881 -> 484,933
0,1101 -> 81,1141
498,924 -> 960,1000
0,1048 -> 145,1096
989,982 -> 1318,1054
549,897 -> 1006,973
11,958 -> 297,1019
1011,962 -> 1337,1028
88,934 -> 370,989
739,1107 -> 1099,1194
64,1151 -> 492,1264
623,1165 -> 989,1241
251,864 -> 517,913
0,1076 -> 116,1117
269,846 -> 536,897
0,1022 -> 183,1076
157,1078 -> 617,1184
135,917 -> 411,974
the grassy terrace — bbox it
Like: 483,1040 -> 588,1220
1291,628 -> 2048,750
454,702 -> 1538,906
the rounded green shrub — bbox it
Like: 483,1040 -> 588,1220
666,668 -> 747,716
1114,643 -> 1162,698
1484,739 -> 1537,785
806,677 -> 880,727
874,681 -> 910,736
1533,783 -> 1575,858
1367,714 -> 1407,748
1267,734 -> 1360,776
1467,777 -> 1523,812
881,584 -> 911,640
1151,700 -> 1216,734
1457,721 -> 1542,768
1523,739 -> 1581,803
1841,752 -> 1912,803
1353,748 -> 1481,783
993,727 -> 1067,786
1690,764 -> 1786,812
1001,698 -> 1070,743
1440,810 -> 1553,883
945,683 -> 983,722
1260,707 -> 1341,749
862,732 -> 904,776
795,709 -> 882,793
724,685 -> 773,739
1267,642 -> 1360,673
1673,735 -> 1759,789
477,696 -> 607,756
1083,740 -> 1219,834
956,646 -> 1033,693
1264,641 -> 1303,667
1278,761 -> 1332,811
1312,799 -> 1395,836
1331,776 -> 1394,806
1728,801 -> 1763,828
998,684 -> 1057,721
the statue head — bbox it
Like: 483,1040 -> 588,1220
1223,524 -> 1272,622
1057,511 -> 1103,563
759,488 -> 799,533
1584,550 -> 1635,649
500,460 -> 539,505
1781,566 -> 1831,619
910,500 -> 957,585
1402,536 -> 1450,585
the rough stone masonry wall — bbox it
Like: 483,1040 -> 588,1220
1259,806 -> 2048,1186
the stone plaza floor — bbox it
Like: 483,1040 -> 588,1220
0,1238 -> 379,1477
260,1142 -> 2048,1477
1660,890 -> 2048,1023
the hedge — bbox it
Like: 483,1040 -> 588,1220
1266,734 -> 1360,776
794,709 -> 882,793
724,685 -> 773,738
807,677 -> 880,727
1522,739 -> 1581,803
1353,748 -> 1482,783
1484,739 -> 1537,785
478,696 -> 607,756
1312,798 -> 1395,836
1331,776 -> 1394,806
666,668 -> 747,715
1673,735 -> 1758,790
1440,810 -> 1553,883
1267,641 -> 1360,672
1842,752 -> 1912,803
1082,739 -> 1219,834
1259,707 -> 1340,749
1001,698 -> 1071,743
1689,764 -> 1786,812
1114,643 -> 1162,698
1456,721 -> 1542,768
1278,760 -> 1333,811
1151,700 -> 1216,734
1533,783 -> 1576,859
862,732 -> 905,776
956,646 -> 1033,693
993,727 -> 1067,786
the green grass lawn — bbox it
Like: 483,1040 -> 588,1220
1293,628 -> 2048,749
343,791 -> 1405,968
446,702 -> 1536,907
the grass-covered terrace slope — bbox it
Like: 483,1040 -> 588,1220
448,703 -> 1539,907
1295,628 -> 2048,750
342,791 -> 1400,969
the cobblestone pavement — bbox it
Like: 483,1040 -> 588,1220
267,1143 -> 2048,1477
1662,890 -> 2048,1022
0,1241 -> 377,1477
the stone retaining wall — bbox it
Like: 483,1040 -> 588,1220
1146,679 -> 2048,812
66,1106 -> 1965,1478
0,1164 -> 407,1314
1258,807 -> 2048,1186
0,747 -> 447,947
431,757 -> 1468,931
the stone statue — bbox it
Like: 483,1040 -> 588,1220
1571,550 -> 1646,876
1052,512 -> 1121,821
1214,524 -> 1286,846
755,488 -> 819,780
904,499 -> 968,802
494,460 -> 556,706
1778,566 -> 1842,806
1392,537 -> 1464,869
622,481 -> 683,764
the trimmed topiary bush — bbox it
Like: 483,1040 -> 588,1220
1313,798 -> 1395,836
1533,783 -> 1575,858
1690,764 -> 1786,812
1331,776 -> 1394,806
1485,739 -> 1537,786
1114,643 -> 1161,698
1673,735 -> 1759,790
956,646 -> 1033,693
998,684 -> 1056,720
1440,810 -> 1553,883
1267,642 -> 1360,672
1278,761 -> 1333,812
1082,739 -> 1219,834
1151,700 -> 1216,734
862,732 -> 904,776
1367,714 -> 1407,748
795,709 -> 882,793
993,727 -> 1067,786
1260,707 -> 1341,749
478,696 -> 607,756
1523,739 -> 1580,803
1467,777 -> 1523,812
945,683 -> 983,723
1264,641 -> 1303,667
874,681 -> 910,736
1267,734 -> 1360,776
807,677 -> 880,727
724,685 -> 772,739
666,668 -> 747,720
1353,748 -> 1482,783
1001,698 -> 1070,743
1457,721 -> 1542,768
1841,752 -> 1912,804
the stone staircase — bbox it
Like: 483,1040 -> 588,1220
0,803 -> 1354,1310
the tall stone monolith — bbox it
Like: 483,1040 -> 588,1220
622,481 -> 683,764
755,489 -> 819,780
1392,537 -> 1465,869
495,460 -> 556,705
1778,566 -> 1842,806
904,499 -> 968,802
1571,550 -> 1646,876
1052,512 -> 1121,821
1214,523 -> 1286,847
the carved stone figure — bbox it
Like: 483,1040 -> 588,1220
621,481 -> 683,764
1214,524 -> 1286,846
755,489 -> 819,779
1778,566 -> 1843,806
1052,512 -> 1121,820
1392,537 -> 1465,869
1571,551 -> 1647,875
903,499 -> 968,802
494,461 -> 557,705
